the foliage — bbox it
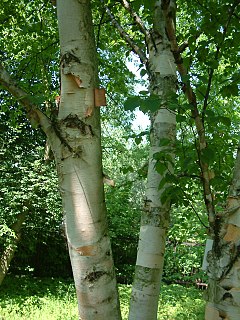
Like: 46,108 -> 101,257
0,276 -> 205,320
103,121 -> 148,283
163,202 -> 208,284
0,0 -> 59,101
0,111 -> 68,276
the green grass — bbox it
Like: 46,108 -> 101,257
0,276 -> 205,319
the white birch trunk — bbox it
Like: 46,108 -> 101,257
205,144 -> 240,320
44,1 -> 122,318
129,1 -> 176,319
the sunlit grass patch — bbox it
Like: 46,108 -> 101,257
118,283 -> 204,320
0,276 -> 204,319
0,276 -> 78,320
159,284 -> 205,319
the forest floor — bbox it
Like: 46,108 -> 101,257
0,275 -> 204,319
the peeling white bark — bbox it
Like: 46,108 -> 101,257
129,1 -> 177,319
136,226 -> 166,268
51,1 -> 122,319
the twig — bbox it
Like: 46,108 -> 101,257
165,166 -> 209,229
96,11 -> 106,48
99,0 -> 148,66
121,0 -> 151,44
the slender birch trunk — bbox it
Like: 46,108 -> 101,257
205,144 -> 240,320
0,212 -> 27,285
47,1 -> 121,318
129,1 -> 177,319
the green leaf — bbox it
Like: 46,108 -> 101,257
201,147 -> 215,164
176,115 -> 187,123
188,36 -> 196,53
218,116 -> 231,127
155,162 -> 166,175
121,166 -> 134,174
206,60 -> 219,70
135,136 -> 142,145
140,94 -> 161,113
124,96 -> 141,111
159,138 -> 171,146
183,56 -> 191,70
160,186 -> 172,204
140,69 -> 147,77
153,151 -> 164,161
139,90 -> 148,95
153,151 -> 174,165
161,186 -> 182,204
158,176 -> 167,190
198,76 -> 209,84
183,156 -> 193,168
205,110 -> 215,118
181,74 -> 190,84
220,84 -> 239,97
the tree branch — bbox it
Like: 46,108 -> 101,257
162,3 -> 216,226
121,0 -> 151,44
0,62 -> 51,133
99,0 -> 148,66
96,11 -> 106,48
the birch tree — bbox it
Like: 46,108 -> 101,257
0,0 -> 121,318
100,1 -> 177,319
1,0 -> 240,319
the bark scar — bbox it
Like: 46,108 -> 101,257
85,271 -> 105,283
63,114 -> 94,136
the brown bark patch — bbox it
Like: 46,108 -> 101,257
71,74 -> 82,87
224,224 -> 240,243
76,245 -> 96,256
84,106 -> 94,117
94,88 -> 106,106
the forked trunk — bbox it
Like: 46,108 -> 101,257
129,1 -> 177,319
